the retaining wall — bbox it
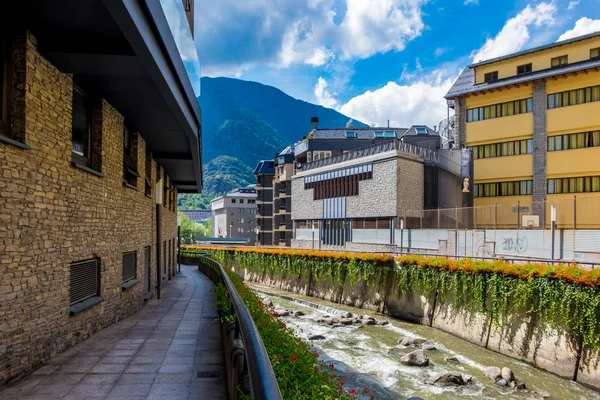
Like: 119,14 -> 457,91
216,257 -> 600,391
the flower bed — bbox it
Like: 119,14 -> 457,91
205,257 -> 371,399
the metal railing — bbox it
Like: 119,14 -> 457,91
302,140 -> 439,171
196,255 -> 282,400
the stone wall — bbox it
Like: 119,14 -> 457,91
346,158 -> 397,218
0,32 -> 178,385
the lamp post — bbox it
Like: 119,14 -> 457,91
312,223 -> 315,250
400,218 -> 404,254
177,215 -> 181,274
551,205 -> 556,260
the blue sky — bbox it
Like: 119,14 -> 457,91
193,0 -> 600,128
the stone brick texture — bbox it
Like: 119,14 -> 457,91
532,80 -> 547,226
0,32 -> 178,385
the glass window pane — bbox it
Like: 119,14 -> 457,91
526,139 -> 533,153
548,180 -> 555,194
72,87 -> 90,157
526,98 -> 533,112
592,177 -> 600,192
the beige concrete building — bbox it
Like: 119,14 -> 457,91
211,188 -> 258,244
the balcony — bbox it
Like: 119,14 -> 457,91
24,0 -> 203,192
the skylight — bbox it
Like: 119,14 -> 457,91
416,127 -> 428,134
384,131 -> 396,138
374,131 -> 385,138
346,131 -> 357,138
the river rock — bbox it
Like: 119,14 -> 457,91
344,312 -> 353,318
353,318 -> 362,324
316,318 -> 325,323
309,334 -> 325,341
340,318 -> 353,325
422,344 -> 437,351
331,323 -> 344,328
274,309 -> 289,317
363,315 -> 375,321
400,350 -> 429,367
364,319 -> 377,326
515,382 -> 526,390
426,371 -> 467,385
377,320 -> 389,326
400,337 -> 426,346
295,311 -> 305,317
496,379 -> 508,387
484,366 -> 502,380
407,398 -> 425,400
445,356 -> 459,363
501,367 -> 514,382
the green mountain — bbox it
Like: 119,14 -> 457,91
178,77 -> 364,210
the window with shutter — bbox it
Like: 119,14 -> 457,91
70,259 -> 99,305
122,251 -> 136,283
123,126 -> 139,188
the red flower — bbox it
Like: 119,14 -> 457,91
329,362 -> 335,369
349,388 -> 357,397
290,354 -> 298,362
363,388 -> 370,394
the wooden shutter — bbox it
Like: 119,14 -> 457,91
122,251 -> 136,282
70,259 -> 98,305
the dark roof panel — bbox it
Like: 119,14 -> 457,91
253,160 -> 275,175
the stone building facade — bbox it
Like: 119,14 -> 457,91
0,23 -> 198,386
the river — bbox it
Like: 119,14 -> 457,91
253,285 -> 600,400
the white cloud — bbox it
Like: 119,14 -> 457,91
471,2 -> 556,63
195,0 -> 428,75
338,71 -> 457,129
567,1 -> 580,10
314,77 -> 339,109
434,47 -> 449,57
557,17 -> 600,41
464,0 -> 478,5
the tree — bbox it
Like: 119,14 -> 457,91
178,213 -> 213,244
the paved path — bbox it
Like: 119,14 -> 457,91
0,266 -> 227,400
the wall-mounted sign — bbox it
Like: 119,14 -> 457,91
460,148 -> 471,178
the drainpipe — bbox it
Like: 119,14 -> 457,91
156,178 -> 163,299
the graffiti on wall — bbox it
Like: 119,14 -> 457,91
475,238 -> 494,257
501,236 -> 528,253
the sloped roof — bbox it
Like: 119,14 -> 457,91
253,160 -> 275,175
313,127 -> 408,140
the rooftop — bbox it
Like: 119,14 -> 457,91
254,160 -> 275,175
445,57 -> 600,98
470,31 -> 600,67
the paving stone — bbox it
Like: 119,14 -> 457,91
79,374 -> 121,385
107,383 -> 152,397
90,363 -> 128,374
116,374 -> 157,385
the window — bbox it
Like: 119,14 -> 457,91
592,48 -> 600,59
145,148 -> 152,197
415,127 -> 427,135
374,131 -> 385,138
473,180 -> 533,198
467,98 -> 532,122
240,199 -> 244,203
72,85 -> 93,167
548,176 -> 600,194
484,71 -> 498,82
0,34 -> 11,139
548,131 -> 600,151
346,131 -> 357,138
551,55 -> 568,67
122,251 -> 136,283
248,199 -> 256,204
231,199 -> 236,203
70,258 -> 100,305
384,131 -> 396,137
547,84 -> 600,109
473,139 -> 534,159
123,126 -> 139,187
517,63 -> 532,75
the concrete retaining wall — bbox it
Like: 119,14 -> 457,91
216,256 -> 600,390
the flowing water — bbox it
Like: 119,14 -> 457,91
254,285 -> 600,400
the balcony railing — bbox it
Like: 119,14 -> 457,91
302,140 -> 439,171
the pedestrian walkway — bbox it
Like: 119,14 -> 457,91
0,266 -> 227,400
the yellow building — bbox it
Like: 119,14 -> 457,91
445,32 -> 600,229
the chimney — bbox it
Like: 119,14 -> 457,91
311,117 -> 319,130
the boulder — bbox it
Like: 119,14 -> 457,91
353,319 -> 362,324
295,311 -> 305,317
515,382 -> 526,390
501,367 -> 514,382
274,309 -> 289,317
364,319 -> 377,326
496,379 -> 508,387
426,372 -> 467,385
422,344 -> 437,351
484,366 -> 502,380
308,334 -> 325,341
377,320 -> 389,326
340,318 -> 353,325
400,350 -> 429,367
400,337 -> 426,346
363,315 -> 375,321
344,312 -> 353,318
444,356 -> 459,363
